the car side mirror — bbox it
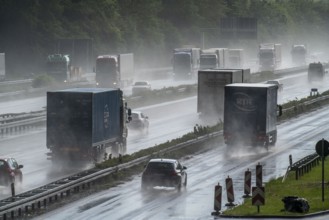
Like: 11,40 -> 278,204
183,166 -> 187,170
277,105 -> 282,117
18,165 -> 23,169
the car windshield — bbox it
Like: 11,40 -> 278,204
146,162 -> 174,171
131,113 -> 140,120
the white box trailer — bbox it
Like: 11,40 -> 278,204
197,69 -> 244,121
228,49 -> 244,68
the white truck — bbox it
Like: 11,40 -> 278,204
258,43 -> 281,71
197,69 -> 250,121
228,49 -> 244,68
95,53 -> 134,88
172,47 -> 200,79
0,53 -> 5,81
199,48 -> 229,69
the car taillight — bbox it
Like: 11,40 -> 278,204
171,171 -> 178,176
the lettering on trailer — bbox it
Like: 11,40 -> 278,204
104,104 -> 110,128
233,92 -> 256,112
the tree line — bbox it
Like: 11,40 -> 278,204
0,0 -> 328,77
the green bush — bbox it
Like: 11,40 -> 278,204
32,74 -> 55,88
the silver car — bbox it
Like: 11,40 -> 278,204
128,111 -> 149,131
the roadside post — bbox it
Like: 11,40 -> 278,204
243,169 -> 251,198
225,176 -> 236,207
315,138 -> 329,202
211,183 -> 222,216
256,162 -> 262,187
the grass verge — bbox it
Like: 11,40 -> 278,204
223,158 -> 329,216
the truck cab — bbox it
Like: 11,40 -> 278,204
95,55 -> 120,88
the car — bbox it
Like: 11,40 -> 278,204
132,81 -> 151,95
308,62 -> 327,82
0,158 -> 23,186
266,80 -> 283,91
128,111 -> 149,131
141,158 -> 187,191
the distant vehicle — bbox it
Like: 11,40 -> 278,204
141,158 -> 187,191
132,81 -> 151,95
95,53 -> 134,88
308,62 -> 326,82
258,43 -> 281,71
228,49 -> 244,68
199,48 -> 229,69
128,111 -> 149,132
266,80 -> 283,91
0,158 -> 23,186
291,44 -> 307,66
172,47 -> 200,80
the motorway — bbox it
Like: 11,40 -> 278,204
1,69 -> 329,219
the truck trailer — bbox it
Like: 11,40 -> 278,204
228,49 -> 244,68
258,43 -> 281,71
223,83 -> 282,148
197,69 -> 249,121
95,53 -> 134,88
46,88 -> 131,164
172,47 -> 200,79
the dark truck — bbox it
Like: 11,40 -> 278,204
197,69 -> 250,122
223,83 -> 282,148
46,88 -> 131,164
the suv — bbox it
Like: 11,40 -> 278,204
141,158 -> 187,191
0,158 -> 23,186
308,62 -> 326,82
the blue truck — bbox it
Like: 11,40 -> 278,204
46,88 -> 131,163
223,83 -> 282,148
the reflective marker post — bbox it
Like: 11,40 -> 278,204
212,183 -> 222,216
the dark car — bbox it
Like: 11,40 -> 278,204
0,158 -> 23,186
128,111 -> 149,132
308,62 -> 326,82
141,158 -> 187,191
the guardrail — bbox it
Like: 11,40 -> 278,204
0,111 -> 46,137
0,131 -> 221,219
283,153 -> 321,181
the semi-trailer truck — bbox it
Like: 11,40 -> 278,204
172,47 -> 200,79
95,53 -> 134,88
197,69 -> 250,121
258,43 -> 281,71
223,83 -> 282,148
46,88 -> 131,164
291,44 -> 307,66
199,48 -> 229,69
46,54 -> 83,82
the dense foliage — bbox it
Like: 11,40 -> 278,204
1,0 -> 329,77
